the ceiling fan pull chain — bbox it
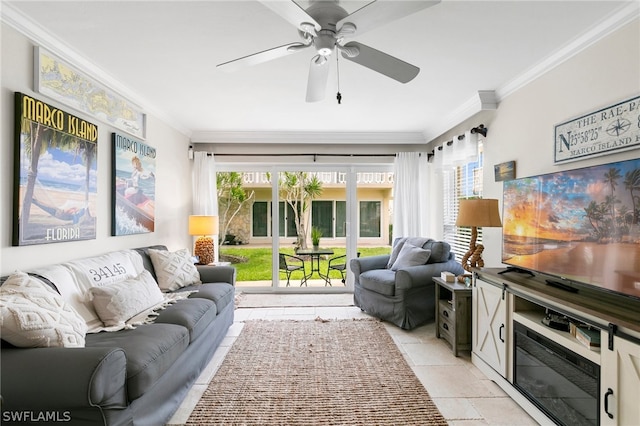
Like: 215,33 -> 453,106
336,53 -> 342,104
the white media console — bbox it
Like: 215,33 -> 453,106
472,268 -> 640,426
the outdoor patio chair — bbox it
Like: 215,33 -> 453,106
279,253 -> 308,286
327,252 -> 360,285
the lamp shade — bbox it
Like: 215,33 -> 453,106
455,199 -> 502,227
188,215 -> 218,236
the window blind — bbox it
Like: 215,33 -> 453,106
443,141 -> 484,261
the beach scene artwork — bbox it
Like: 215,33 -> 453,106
14,93 -> 98,246
503,157 -> 640,299
112,133 -> 156,236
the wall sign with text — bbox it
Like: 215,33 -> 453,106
554,95 -> 639,164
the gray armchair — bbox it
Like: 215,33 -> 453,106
351,238 -> 464,330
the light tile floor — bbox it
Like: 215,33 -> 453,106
167,295 -> 538,425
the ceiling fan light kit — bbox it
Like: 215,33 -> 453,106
314,30 -> 337,56
217,0 -> 441,102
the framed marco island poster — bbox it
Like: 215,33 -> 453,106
13,92 -> 98,246
112,132 -> 156,235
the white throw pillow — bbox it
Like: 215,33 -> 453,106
0,272 -> 87,348
390,244 -> 431,271
64,249 -> 144,289
31,250 -> 146,333
148,248 -> 201,292
90,270 -> 164,327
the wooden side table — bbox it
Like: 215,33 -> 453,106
433,276 -> 472,356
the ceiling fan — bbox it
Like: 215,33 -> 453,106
217,0 -> 440,102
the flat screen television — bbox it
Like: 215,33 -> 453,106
502,157 -> 640,301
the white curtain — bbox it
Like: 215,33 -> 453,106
192,152 -> 219,260
393,152 -> 429,238
432,130 -> 481,248
192,152 -> 217,215
434,131 -> 478,170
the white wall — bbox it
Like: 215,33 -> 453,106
431,17 -> 640,267
1,17 -> 639,275
0,24 -> 193,275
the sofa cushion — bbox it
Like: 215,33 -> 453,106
154,298 -> 217,342
148,248 -> 201,292
422,240 -> 451,263
360,269 -> 396,296
180,283 -> 235,313
390,244 -> 431,271
0,272 -> 87,348
133,245 -> 169,281
89,270 -> 165,328
85,323 -> 189,401
387,237 -> 431,268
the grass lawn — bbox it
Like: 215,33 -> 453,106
219,246 -> 391,282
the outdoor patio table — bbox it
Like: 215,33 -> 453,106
295,248 -> 334,285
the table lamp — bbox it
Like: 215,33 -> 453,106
189,215 -> 218,265
455,199 -> 502,273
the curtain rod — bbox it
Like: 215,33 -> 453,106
438,124 -> 487,149
192,124 -> 486,160
428,124 -> 488,159
201,153 -> 399,159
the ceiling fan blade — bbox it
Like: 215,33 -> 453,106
217,42 -> 308,72
340,42 -> 419,83
306,55 -> 330,102
337,0 -> 440,36
258,0 -> 321,33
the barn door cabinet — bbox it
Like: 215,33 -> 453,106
600,335 -> 640,425
472,276 -> 509,378
471,268 -> 640,426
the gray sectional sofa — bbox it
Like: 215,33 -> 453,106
0,245 -> 235,426
351,237 -> 464,330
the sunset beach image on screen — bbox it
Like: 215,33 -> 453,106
502,157 -> 640,300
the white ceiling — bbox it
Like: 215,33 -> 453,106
3,1 -> 637,143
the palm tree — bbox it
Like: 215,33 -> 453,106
584,201 -> 601,239
20,120 -> 47,233
279,172 -> 323,249
618,205 -> 631,237
19,116 -> 81,241
623,168 -> 640,226
603,168 -> 622,240
217,172 -> 255,244
75,139 -> 96,224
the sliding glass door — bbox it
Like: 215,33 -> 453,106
215,164 -> 393,292
218,170 -> 273,288
276,170 -> 348,287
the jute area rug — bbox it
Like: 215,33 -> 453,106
186,319 -> 447,425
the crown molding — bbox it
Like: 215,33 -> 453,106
423,90 -> 497,142
423,2 -> 638,143
495,2 -> 639,101
4,1 -> 637,142
190,131 -> 427,145
1,2 -> 191,137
